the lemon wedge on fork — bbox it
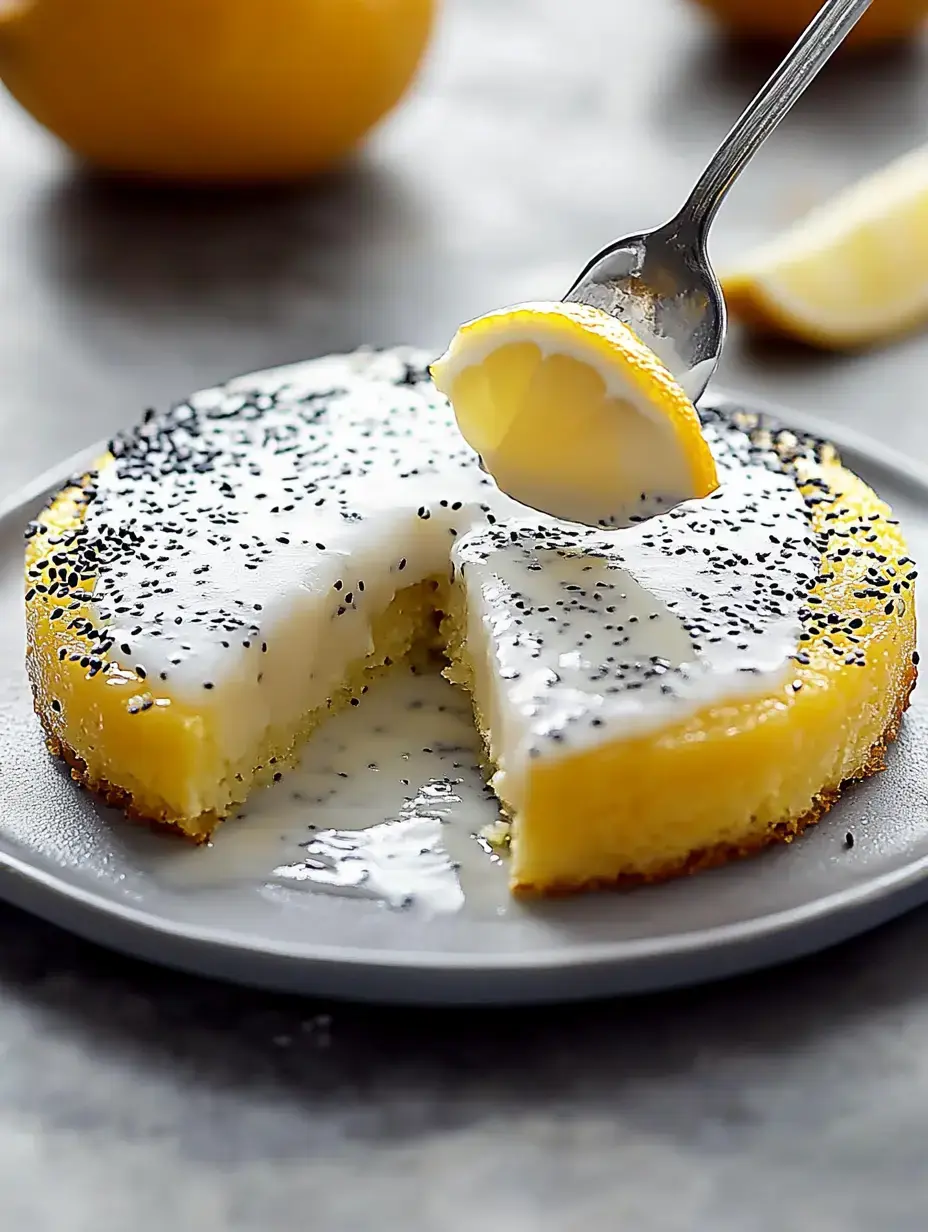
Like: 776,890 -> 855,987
430,301 -> 719,527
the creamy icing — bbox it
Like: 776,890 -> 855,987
81,350 -> 523,766
49,350 -> 818,789
454,437 -> 818,801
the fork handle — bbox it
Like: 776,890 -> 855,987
680,0 -> 873,237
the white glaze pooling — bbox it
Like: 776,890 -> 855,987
453,416 -> 819,801
148,666 -> 508,917
73,349 -> 816,799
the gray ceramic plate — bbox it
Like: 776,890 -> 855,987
1,390 -> 926,1006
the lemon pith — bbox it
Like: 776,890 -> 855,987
431,302 -> 719,528
723,148 -> 928,348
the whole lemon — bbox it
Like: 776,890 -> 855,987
0,0 -> 435,181
688,0 -> 928,47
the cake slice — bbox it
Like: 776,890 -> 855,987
25,350 -> 916,891
25,350 -> 518,837
443,404 -> 916,890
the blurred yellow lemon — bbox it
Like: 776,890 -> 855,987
688,0 -> 928,48
723,148 -> 928,348
0,0 -> 435,181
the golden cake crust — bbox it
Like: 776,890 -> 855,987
41,728 -> 219,842
35,656 -> 917,872
511,659 -> 917,896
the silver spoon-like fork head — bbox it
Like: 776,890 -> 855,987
565,0 -> 872,404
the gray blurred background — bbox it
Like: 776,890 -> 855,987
3,0 -> 928,496
4,2 -> 928,1229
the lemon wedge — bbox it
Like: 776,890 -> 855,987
723,147 -> 928,348
430,301 -> 719,527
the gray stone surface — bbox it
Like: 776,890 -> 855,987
1,0 -> 928,1227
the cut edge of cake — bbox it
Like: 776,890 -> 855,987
27,473 -> 449,841
436,442 -> 918,894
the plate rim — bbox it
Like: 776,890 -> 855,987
1,389 -> 926,983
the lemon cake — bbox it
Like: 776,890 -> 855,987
24,348 -> 917,893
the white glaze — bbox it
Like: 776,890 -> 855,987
455,437 -> 817,804
69,350 -> 816,811
85,350 -> 523,778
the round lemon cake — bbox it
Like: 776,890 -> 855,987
24,350 -> 917,894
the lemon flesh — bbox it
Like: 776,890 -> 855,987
431,302 -> 719,528
723,147 -> 928,348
